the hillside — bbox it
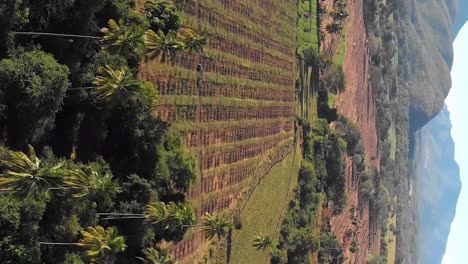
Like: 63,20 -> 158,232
416,105 -> 461,264
402,0 -> 457,131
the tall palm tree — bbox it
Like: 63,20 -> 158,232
63,164 -> 120,202
177,28 -> 207,54
0,145 -> 67,198
78,226 -> 127,261
325,23 -> 343,34
252,233 -> 273,250
144,29 -> 185,63
101,19 -> 145,57
202,213 -> 233,240
39,225 -> 126,262
144,201 -> 195,232
137,248 -> 175,264
92,65 -> 137,102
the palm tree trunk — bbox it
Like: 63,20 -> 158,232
12,32 -> 102,40
39,242 -> 80,246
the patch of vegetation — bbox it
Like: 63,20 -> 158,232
0,1 -> 208,263
231,148 -> 301,264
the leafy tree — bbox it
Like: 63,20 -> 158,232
252,233 -> 274,250
144,0 -> 182,34
366,255 -> 387,264
137,247 -> 175,264
0,193 -> 47,263
0,50 -> 69,148
318,232 -> 343,263
320,64 -> 345,94
144,29 -> 184,62
202,213 -> 233,240
0,144 -> 67,198
162,133 -> 197,193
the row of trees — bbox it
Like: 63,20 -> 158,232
0,0 -> 210,263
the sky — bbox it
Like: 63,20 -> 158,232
442,21 -> 468,264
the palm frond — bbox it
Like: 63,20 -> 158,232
202,213 -> 233,240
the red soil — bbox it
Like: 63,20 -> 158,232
336,0 -> 379,170
320,0 -> 381,262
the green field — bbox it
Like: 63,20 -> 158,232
389,125 -> 397,160
298,0 -> 318,48
334,34 -> 346,66
211,146 -> 302,264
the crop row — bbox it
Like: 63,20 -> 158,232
141,63 -> 292,93
155,76 -> 294,102
173,48 -> 292,78
198,134 -> 290,170
217,0 -> 297,34
238,0 -> 297,21
175,49 -> 294,86
155,105 -> 294,123
199,139 -> 294,215
183,14 -> 293,64
169,232 -> 203,260
198,7 -> 293,56
205,38 -> 294,80
157,96 -> 294,109
170,140 -> 294,259
199,0 -> 294,48
183,120 -> 294,147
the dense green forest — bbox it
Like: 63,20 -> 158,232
0,0 -> 218,263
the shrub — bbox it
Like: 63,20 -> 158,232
144,0 -> 181,34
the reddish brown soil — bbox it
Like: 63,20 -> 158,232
320,0 -> 381,261
336,0 -> 379,170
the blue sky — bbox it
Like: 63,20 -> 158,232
442,22 -> 468,264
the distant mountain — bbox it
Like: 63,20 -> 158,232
453,0 -> 468,37
416,3 -> 468,263
417,105 -> 461,264
405,0 -> 468,131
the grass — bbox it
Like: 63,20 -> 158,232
327,33 -> 346,108
328,92 -> 337,108
221,146 -> 302,264
334,33 -> 346,66
386,200 -> 397,264
388,125 -> 397,160
298,0 -> 318,49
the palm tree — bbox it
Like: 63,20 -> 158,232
98,201 -> 195,230
350,240 -> 359,253
92,65 -> 137,102
0,145 -> 67,198
177,28 -> 207,54
101,19 -> 145,57
63,165 -> 120,202
144,29 -> 185,63
252,233 -> 274,250
39,225 -> 126,262
137,248 -> 175,264
202,213 -> 233,240
144,201 -> 195,232
325,23 -> 343,34
78,226 -> 127,262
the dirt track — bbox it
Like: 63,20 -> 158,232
320,0 -> 381,262
336,0 -> 380,170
